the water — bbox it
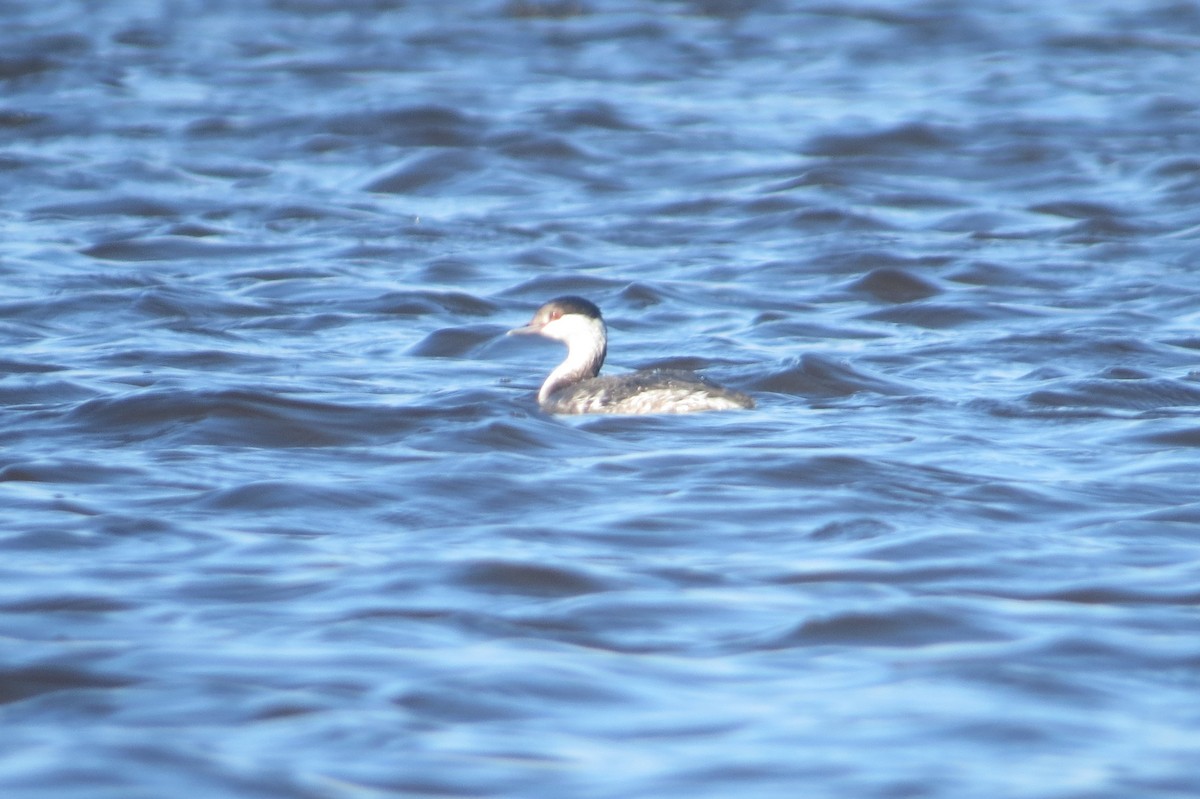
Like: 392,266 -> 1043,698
3,1 -> 1200,796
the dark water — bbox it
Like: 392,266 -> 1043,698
4,1 -> 1200,796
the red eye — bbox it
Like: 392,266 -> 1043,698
549,310 -> 563,321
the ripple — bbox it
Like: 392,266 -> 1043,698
65,388 -> 426,447
1134,425 -> 1200,447
0,664 -> 135,705
760,600 -> 1005,649
363,149 -> 491,194
489,130 -> 593,162
0,379 -> 96,409
846,266 -> 943,303
1026,376 -> 1200,410
408,324 -> 504,357
802,121 -> 961,158
32,196 -> 182,218
860,301 -> 1016,329
454,559 -> 617,598
80,237 -> 293,262
194,480 -> 382,512
327,104 -> 484,147
749,354 -> 912,397
541,99 -> 639,131
0,458 -> 143,485
1,592 -> 133,614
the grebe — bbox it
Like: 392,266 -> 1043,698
508,296 -> 755,415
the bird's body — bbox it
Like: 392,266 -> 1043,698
508,296 -> 754,415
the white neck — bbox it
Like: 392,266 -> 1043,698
538,315 -> 607,403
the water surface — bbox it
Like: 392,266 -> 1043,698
3,1 -> 1200,797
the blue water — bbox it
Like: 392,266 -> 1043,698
3,1 -> 1200,797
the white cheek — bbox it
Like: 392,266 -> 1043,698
541,315 -> 593,342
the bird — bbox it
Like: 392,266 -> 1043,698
508,296 -> 754,415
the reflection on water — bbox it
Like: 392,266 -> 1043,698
3,1 -> 1200,797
